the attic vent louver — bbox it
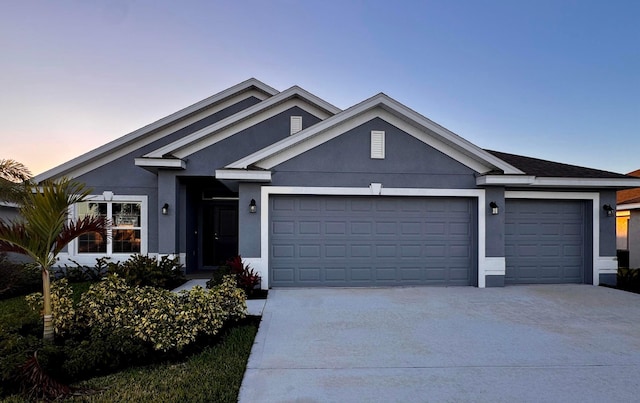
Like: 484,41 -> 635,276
290,116 -> 302,135
371,130 -> 385,159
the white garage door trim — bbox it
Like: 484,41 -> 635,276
245,185 -> 493,288
505,191 -> 613,286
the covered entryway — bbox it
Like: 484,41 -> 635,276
269,195 -> 477,287
505,199 -> 589,284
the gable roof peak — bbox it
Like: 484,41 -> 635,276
34,78 -> 279,182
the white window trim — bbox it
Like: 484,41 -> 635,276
61,194 -> 148,266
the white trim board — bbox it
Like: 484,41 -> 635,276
480,176 -> 640,188
227,93 -> 523,175
35,79 -> 278,181
505,191 -> 604,285
250,186 -> 489,289
618,202 -> 640,211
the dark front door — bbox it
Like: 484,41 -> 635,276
202,201 -> 238,267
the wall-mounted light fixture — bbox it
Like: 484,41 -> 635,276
603,204 -> 614,217
489,201 -> 499,215
249,199 -> 257,213
162,203 -> 169,215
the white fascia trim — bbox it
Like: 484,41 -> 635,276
256,186 -> 489,289
617,202 -> 640,210
476,175 -> 536,186
227,94 -> 522,174
134,158 -> 186,169
0,201 -> 20,208
505,190 -> 601,285
34,87 -> 273,182
230,109 -> 495,173
214,169 -> 271,181
144,89 -> 339,159
480,176 -> 640,188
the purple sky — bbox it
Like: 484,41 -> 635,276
2,0 -> 638,176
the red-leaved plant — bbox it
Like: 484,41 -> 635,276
227,256 -> 261,295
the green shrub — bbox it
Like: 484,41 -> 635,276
107,254 -> 186,289
54,258 -> 111,282
617,267 -> 640,292
24,279 -> 77,338
74,274 -> 245,352
0,254 -> 40,300
0,295 -> 42,397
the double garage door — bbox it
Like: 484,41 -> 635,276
505,199 -> 588,284
270,195 -> 477,287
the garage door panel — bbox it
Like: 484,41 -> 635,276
270,196 -> 476,287
506,199 -> 585,284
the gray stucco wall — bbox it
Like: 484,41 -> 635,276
271,118 -> 477,189
238,183 -> 262,258
599,191 -> 617,257
485,187 -> 505,258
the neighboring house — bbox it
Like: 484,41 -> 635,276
0,201 -> 20,223
616,169 -> 640,268
34,78 -> 640,288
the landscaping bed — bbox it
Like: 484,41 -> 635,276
0,254 -> 261,402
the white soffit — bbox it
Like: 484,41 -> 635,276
618,202 -> 640,210
226,93 -> 522,175
34,78 -> 278,182
143,86 -> 341,159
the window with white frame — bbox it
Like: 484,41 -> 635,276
74,195 -> 147,255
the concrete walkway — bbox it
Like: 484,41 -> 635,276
239,285 -> 640,402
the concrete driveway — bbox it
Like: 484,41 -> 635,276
239,285 -> 640,403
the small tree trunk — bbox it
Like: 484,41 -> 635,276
41,267 -> 54,342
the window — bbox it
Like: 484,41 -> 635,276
617,211 -> 630,250
75,195 -> 147,255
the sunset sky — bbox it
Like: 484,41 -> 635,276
1,0 -> 638,176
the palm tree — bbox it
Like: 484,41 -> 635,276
0,178 -> 107,341
0,159 -> 31,204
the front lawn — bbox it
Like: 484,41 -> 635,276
67,317 -> 259,402
0,279 -> 260,402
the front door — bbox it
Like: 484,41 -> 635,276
202,201 -> 238,267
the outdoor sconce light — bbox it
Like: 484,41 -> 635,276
489,201 -> 499,215
603,204 -> 614,217
249,199 -> 257,213
162,203 -> 169,215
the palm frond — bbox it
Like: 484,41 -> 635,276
54,215 -> 109,255
0,159 -> 31,183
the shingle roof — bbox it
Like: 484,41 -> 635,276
485,150 -> 629,179
617,170 -> 640,204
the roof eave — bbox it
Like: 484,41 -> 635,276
478,175 -> 640,188
214,169 -> 272,182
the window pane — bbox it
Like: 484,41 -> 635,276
113,203 -> 141,227
112,229 -> 141,253
77,202 -> 107,219
78,231 -> 107,253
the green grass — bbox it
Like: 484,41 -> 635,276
66,318 -> 259,402
0,283 -> 260,403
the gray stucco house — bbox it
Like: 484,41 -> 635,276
34,78 -> 640,288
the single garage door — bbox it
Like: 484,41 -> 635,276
270,195 -> 476,287
505,199 -> 587,284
